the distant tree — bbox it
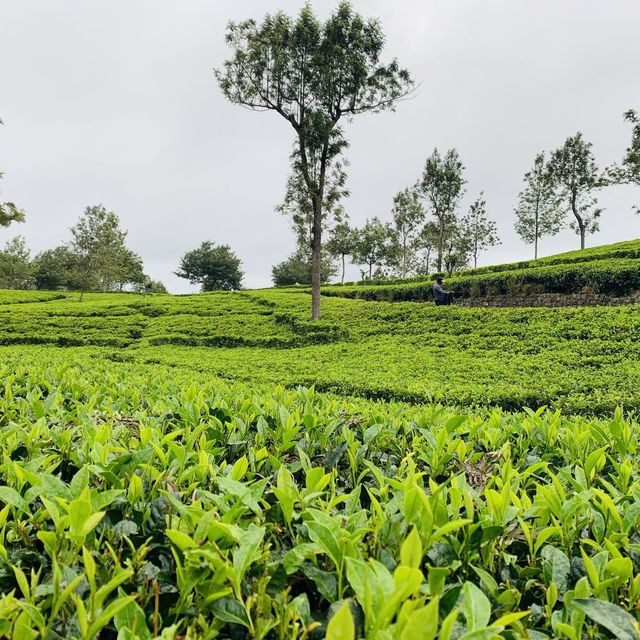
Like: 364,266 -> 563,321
216,2 -> 413,319
390,187 -> 425,277
176,242 -> 243,291
415,220 -> 439,274
325,222 -> 356,284
70,204 -> 143,297
134,277 -> 168,295
616,110 -> 640,212
0,118 -> 25,229
442,219 -> 472,276
272,248 -> 336,286
417,148 -> 466,272
32,245 -> 79,290
514,152 -> 564,259
0,236 -> 31,289
460,193 -> 500,268
547,133 -> 603,249
352,217 -> 395,279
113,249 -> 145,291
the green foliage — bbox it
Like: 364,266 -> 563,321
417,148 -> 467,272
1,287 -> 640,414
0,354 -> 639,637
216,1 -> 413,318
547,133 -> 604,249
272,248 -> 337,287
351,217 -> 396,280
514,152 -> 564,258
0,236 -> 31,289
71,204 -> 145,294
175,241 -> 244,291
460,193 -> 500,269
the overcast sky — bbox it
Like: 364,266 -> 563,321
1,1 -> 639,292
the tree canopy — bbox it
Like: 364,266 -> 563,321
175,242 -> 244,291
216,1 -> 412,318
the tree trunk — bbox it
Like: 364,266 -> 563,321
437,216 -> 445,272
534,209 -> 539,260
310,196 -> 322,320
341,254 -> 345,284
571,194 -> 586,250
534,235 -> 538,260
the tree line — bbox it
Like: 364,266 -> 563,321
0,205 -> 166,295
217,1 -> 640,317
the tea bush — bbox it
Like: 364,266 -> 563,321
1,354 -> 640,638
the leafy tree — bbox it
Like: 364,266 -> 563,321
514,152 -> 564,258
547,133 -> 603,249
216,2 -> 412,319
176,242 -> 243,291
70,204 -> 143,296
32,245 -> 79,290
0,236 -> 31,289
352,217 -> 395,279
619,110 -> 640,212
0,118 -> 25,229
415,221 -> 439,274
460,193 -> 500,268
417,148 -> 466,272
278,160 -> 349,252
133,277 -> 168,295
390,187 -> 424,277
442,219 -> 472,276
272,247 -> 336,286
325,222 -> 356,284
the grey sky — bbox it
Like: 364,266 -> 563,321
1,0 -> 639,292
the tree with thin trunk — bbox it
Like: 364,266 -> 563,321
610,110 -> 640,213
415,220 -> 439,274
460,193 -> 500,268
390,187 -> 424,277
352,217 -> 393,280
547,133 -> 603,250
417,148 -> 466,272
216,2 -> 412,319
325,222 -> 355,284
514,152 -> 564,259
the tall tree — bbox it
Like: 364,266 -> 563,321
547,133 -> 603,249
0,119 -> 25,229
0,236 -> 31,289
417,148 -> 466,272
325,222 -> 355,284
621,110 -> 640,212
390,187 -> 424,277
352,217 -> 394,279
459,193 -> 500,268
70,204 -> 141,297
176,242 -> 244,291
514,152 -> 564,259
216,2 -> 412,319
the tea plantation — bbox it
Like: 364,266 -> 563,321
1,287 -> 640,639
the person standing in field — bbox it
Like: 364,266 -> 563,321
433,277 -> 454,306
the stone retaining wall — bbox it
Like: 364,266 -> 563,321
457,293 -> 640,307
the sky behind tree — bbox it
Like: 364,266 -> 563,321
1,0 -> 639,292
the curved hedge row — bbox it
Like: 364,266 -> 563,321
321,258 -> 640,302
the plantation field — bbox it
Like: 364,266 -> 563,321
1,289 -> 639,413
321,239 -> 640,302
1,288 -> 640,638
1,350 -> 640,639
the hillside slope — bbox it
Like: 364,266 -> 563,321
1,288 -> 638,413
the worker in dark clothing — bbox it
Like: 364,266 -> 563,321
433,277 -> 454,306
